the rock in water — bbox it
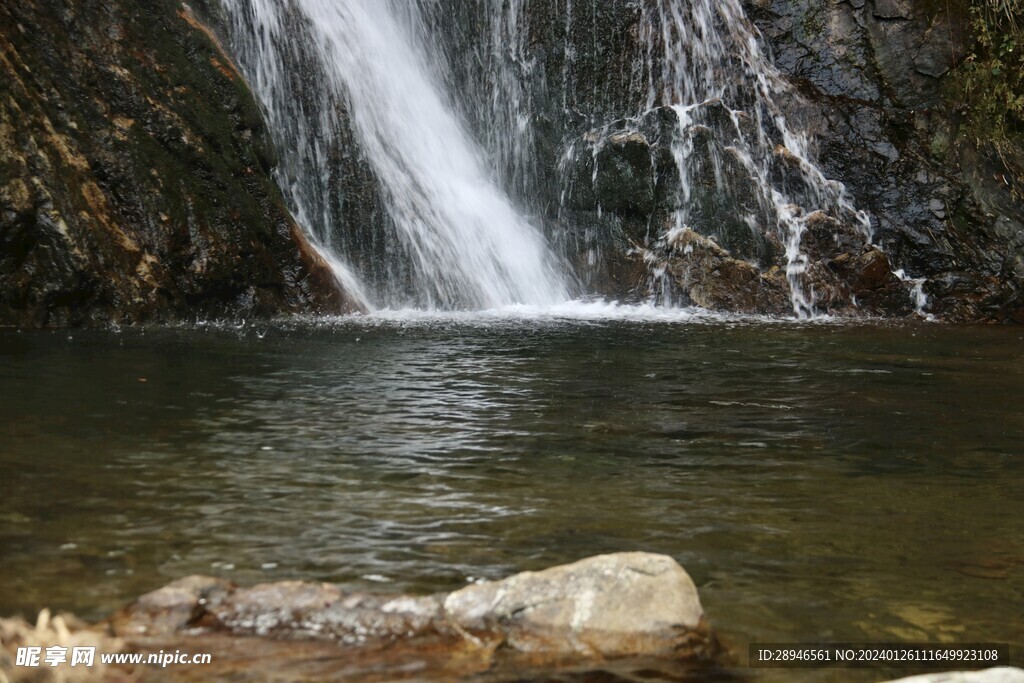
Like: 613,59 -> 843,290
110,553 -> 715,671
880,669 -> 1024,683
111,575 -> 233,637
443,552 -> 710,659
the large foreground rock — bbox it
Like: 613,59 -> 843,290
442,552 -> 707,658
109,553 -> 715,672
881,669 -> 1024,683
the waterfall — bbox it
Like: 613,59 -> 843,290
640,0 -> 873,317
220,0 -> 570,310
219,0 -> 877,318
428,0 -> 875,317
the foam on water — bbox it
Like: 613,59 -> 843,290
317,299 -> 842,329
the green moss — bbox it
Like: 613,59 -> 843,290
946,0 -> 1024,192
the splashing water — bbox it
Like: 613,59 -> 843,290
220,0 -> 569,310
893,269 -> 932,318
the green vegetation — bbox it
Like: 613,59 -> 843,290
953,0 -> 1023,185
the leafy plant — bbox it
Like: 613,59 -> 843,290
952,0 -> 1023,190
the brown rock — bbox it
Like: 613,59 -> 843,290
650,227 -> 790,314
109,575 -> 233,637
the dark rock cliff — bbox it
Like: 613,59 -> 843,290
0,0 -> 353,327
744,0 -> 1024,321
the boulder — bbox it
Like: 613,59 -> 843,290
443,552 -> 710,659
110,553 -> 715,668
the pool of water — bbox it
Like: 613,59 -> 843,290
1,310 -> 1022,680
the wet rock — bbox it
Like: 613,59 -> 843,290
744,0 -> 882,101
592,132 -> 656,218
820,247 -> 916,316
212,583 -> 443,644
879,668 -> 1024,683
801,211 -> 868,263
443,552 -> 711,659
110,553 -> 716,670
643,226 -> 790,314
680,103 -> 778,266
569,103 -> 781,267
0,0 -> 357,327
743,0 -> 1022,321
109,575 -> 232,637
797,212 -> 915,316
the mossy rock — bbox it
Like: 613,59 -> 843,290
0,0 -> 353,326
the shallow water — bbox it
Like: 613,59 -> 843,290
1,311 -> 1022,679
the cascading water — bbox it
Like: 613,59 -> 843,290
219,0 -> 885,318
220,0 -> 569,310
640,0 -> 873,317
426,0 -> 878,317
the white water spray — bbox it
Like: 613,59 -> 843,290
221,0 -> 569,310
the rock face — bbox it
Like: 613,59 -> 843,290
110,553 -> 715,672
881,669 -> 1024,683
0,0 -> 355,327
743,0 -> 1024,321
421,0 -> 1024,320
4,0 -> 1020,323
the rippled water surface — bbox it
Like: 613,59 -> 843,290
1,312 -> 1022,679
